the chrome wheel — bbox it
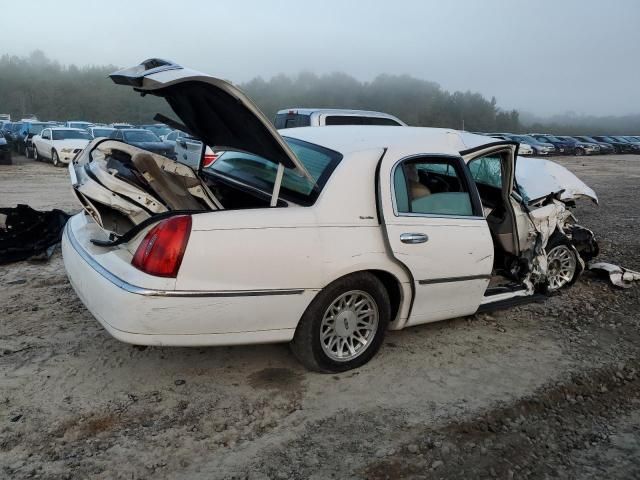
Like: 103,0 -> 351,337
52,150 -> 59,167
320,290 -> 379,362
547,245 -> 577,290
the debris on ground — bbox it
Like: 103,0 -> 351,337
589,262 -> 640,288
0,204 -> 70,264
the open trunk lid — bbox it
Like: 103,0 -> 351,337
109,58 -> 311,179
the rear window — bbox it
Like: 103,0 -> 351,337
205,137 -> 342,205
325,116 -> 401,126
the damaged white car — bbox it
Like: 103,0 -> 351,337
62,59 -> 598,372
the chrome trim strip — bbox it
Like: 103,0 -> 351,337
65,223 -> 304,298
419,274 -> 490,285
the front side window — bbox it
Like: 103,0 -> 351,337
468,154 -> 502,188
393,157 -> 475,216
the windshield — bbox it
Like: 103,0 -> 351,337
520,135 -> 547,144
206,137 -> 342,205
91,128 -> 115,138
143,125 -> 171,137
123,130 -> 161,142
68,122 -> 91,129
52,130 -> 91,140
613,136 -> 632,143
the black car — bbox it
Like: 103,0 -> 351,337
555,136 -> 601,155
592,136 -> 637,154
110,128 -> 175,158
0,131 -> 11,165
573,136 -> 615,155
530,134 -> 576,155
610,136 -> 640,152
3,122 -> 23,151
15,122 -> 48,156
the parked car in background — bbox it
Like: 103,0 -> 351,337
65,121 -> 93,130
591,136 -> 636,154
21,114 -> 38,121
16,121 -> 48,156
88,126 -> 116,139
529,134 -> 576,155
609,136 -> 640,151
274,108 -> 407,129
109,122 -> 134,130
555,136 -> 600,156
0,114 -> 11,122
109,128 -> 174,158
140,124 -> 172,138
31,127 -> 92,166
4,122 -> 23,151
63,59 -> 600,372
488,134 -> 533,155
572,136 -> 615,154
507,135 -> 556,155
0,131 -> 11,165
161,129 -> 189,146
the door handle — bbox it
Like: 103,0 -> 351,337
400,233 -> 429,244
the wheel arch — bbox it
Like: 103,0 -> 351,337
312,267 -> 411,329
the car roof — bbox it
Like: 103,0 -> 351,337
49,127 -> 88,131
277,108 -> 399,117
280,126 -> 494,156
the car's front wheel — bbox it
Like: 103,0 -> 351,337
545,233 -> 581,291
33,146 -> 39,161
52,149 -> 60,167
291,272 -> 390,372
575,147 -> 585,156
25,145 -> 33,159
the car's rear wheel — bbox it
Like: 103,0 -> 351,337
290,272 -> 390,372
545,234 -> 580,291
52,149 -> 60,167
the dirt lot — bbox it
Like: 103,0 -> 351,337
1,153 -> 640,479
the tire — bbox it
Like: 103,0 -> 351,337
25,145 -> 33,159
52,149 -> 60,167
290,272 -> 390,373
33,146 -> 39,161
575,147 -> 585,156
544,232 -> 581,291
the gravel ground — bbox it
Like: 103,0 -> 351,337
1,154 -> 639,479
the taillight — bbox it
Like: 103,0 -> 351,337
202,151 -> 219,168
132,215 -> 192,278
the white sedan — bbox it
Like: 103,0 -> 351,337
62,60 -> 599,372
32,128 -> 92,166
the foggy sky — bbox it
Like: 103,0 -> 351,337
4,0 -> 639,116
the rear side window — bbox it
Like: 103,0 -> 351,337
274,113 -> 312,129
325,116 -> 401,126
393,157 -> 478,217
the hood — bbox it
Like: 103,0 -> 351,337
515,157 -> 598,205
109,59 -> 312,180
54,139 -> 90,150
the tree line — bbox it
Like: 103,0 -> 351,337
1,51 -> 636,134
0,51 -> 520,132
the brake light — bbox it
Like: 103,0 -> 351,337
132,215 -> 192,277
202,151 -> 219,168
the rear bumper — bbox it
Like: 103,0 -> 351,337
62,214 -> 312,345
